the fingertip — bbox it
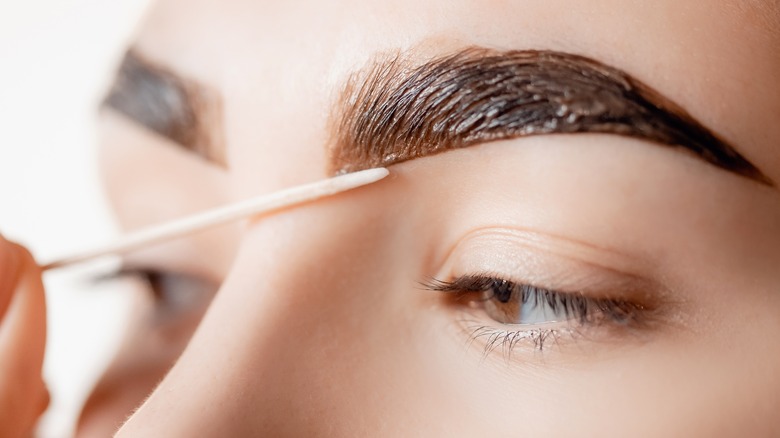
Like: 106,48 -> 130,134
0,239 -> 39,278
8,242 -> 41,274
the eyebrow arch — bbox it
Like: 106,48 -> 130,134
329,47 -> 771,185
102,50 -> 226,167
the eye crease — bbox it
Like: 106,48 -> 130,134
330,47 -> 770,185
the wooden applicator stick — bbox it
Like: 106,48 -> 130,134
42,168 -> 389,271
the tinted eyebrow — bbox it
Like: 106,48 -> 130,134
329,47 -> 770,185
102,50 -> 226,166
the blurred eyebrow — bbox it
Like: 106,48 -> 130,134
102,49 -> 226,166
329,47 -> 770,185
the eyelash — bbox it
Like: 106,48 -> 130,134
97,267 -> 170,300
423,274 -> 647,355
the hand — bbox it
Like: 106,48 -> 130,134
0,235 -> 48,437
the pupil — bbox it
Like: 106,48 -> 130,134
491,279 -> 513,303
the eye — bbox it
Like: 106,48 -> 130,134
483,278 -> 571,325
426,275 -> 645,327
135,269 -> 217,317
96,267 -> 218,322
425,274 -> 657,357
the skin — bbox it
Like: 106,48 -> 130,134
0,0 -> 779,436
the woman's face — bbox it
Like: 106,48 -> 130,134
77,0 -> 780,436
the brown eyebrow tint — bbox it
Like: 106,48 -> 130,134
329,48 -> 769,185
103,50 -> 226,166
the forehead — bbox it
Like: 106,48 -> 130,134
131,0 -> 780,193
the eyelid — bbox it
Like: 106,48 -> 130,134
434,227 -> 673,307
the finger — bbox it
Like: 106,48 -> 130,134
0,243 -> 47,376
0,235 -> 23,322
0,243 -> 48,437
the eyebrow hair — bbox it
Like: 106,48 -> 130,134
329,47 -> 770,185
103,50 -> 226,166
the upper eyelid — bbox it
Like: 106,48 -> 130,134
437,227 -> 658,284
431,226 -> 679,311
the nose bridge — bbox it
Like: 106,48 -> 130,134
115,190 -> 421,435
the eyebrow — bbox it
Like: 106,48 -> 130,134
329,47 -> 770,185
102,50 -> 226,166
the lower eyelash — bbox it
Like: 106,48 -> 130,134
463,320 -> 563,356
456,315 -> 577,361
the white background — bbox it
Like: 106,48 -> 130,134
0,1 -> 150,435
